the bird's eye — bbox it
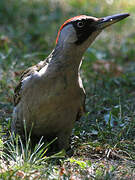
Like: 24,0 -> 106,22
77,21 -> 85,28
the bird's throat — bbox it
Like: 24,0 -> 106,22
50,44 -> 84,71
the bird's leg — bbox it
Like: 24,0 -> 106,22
57,131 -> 71,150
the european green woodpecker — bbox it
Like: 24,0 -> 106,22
11,13 -> 129,150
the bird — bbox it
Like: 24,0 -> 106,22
11,13 -> 129,150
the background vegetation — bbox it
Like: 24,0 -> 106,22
0,0 -> 135,179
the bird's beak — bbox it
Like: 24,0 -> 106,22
97,13 -> 130,30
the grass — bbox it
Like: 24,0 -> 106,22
0,0 -> 135,179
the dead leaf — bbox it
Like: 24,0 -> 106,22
16,170 -> 25,178
0,35 -> 11,47
59,167 -> 65,176
92,59 -> 123,77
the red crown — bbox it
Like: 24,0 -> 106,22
56,15 -> 88,44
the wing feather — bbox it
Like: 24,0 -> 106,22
13,55 -> 51,106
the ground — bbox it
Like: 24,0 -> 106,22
0,0 -> 135,179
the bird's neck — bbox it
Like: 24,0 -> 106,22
48,44 -> 84,74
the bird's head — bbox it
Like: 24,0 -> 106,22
56,13 -> 129,55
